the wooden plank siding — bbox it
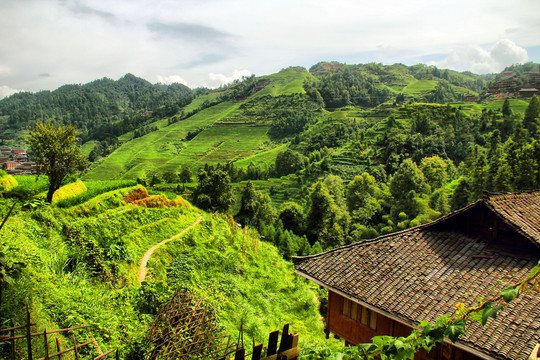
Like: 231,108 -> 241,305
326,291 -> 483,360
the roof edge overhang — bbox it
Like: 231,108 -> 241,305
295,270 -> 499,360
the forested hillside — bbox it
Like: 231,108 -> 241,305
0,61 -> 539,358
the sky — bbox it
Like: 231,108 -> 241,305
1,0 -> 540,98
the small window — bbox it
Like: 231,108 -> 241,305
342,298 -> 358,320
361,306 -> 369,325
360,306 -> 377,330
369,309 -> 377,330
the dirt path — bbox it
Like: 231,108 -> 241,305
138,216 -> 202,284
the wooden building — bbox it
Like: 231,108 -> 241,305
518,88 -> 539,98
464,94 -> 475,102
294,191 -> 540,360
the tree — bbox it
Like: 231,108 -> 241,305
274,149 -> 305,177
236,182 -> 276,228
389,158 -> 430,199
306,181 -> 350,249
26,120 -> 88,203
191,165 -> 234,213
501,99 -> 512,117
347,172 -> 386,224
178,166 -> 193,183
419,156 -> 449,191
278,201 -> 305,236
524,95 -> 540,136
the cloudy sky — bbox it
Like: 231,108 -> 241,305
1,0 -> 539,98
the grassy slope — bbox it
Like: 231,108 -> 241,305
1,183 -> 324,357
85,68 -> 312,180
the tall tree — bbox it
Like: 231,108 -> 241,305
191,165 -> 234,212
274,149 -> 305,177
278,201 -> 305,236
237,182 -> 276,228
26,120 -> 88,203
419,156 -> 449,191
347,172 -> 386,224
524,95 -> 540,136
501,99 -> 512,117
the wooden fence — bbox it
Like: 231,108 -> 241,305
225,323 -> 299,360
0,306 -> 116,360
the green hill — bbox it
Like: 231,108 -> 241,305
0,183 -> 324,357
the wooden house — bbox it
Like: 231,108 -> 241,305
4,161 -> 18,171
11,148 -> 26,154
518,88 -> 539,98
464,94 -> 475,102
294,191 -> 540,360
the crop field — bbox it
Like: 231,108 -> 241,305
485,98 -> 530,114
234,143 -> 288,169
402,80 -> 438,94
85,102 -> 236,180
85,100 -> 275,179
180,125 -> 271,168
451,98 -> 530,116
255,67 -> 312,96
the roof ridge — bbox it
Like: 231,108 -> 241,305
292,225 -> 424,265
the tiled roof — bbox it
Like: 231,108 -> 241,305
484,191 -> 540,246
293,191 -> 540,360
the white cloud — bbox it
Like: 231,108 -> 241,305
156,75 -> 188,86
206,69 -> 252,88
0,85 -> 23,99
434,39 -> 529,74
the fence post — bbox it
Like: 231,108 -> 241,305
10,319 -> 15,360
267,330 -> 279,356
278,324 -> 290,353
72,334 -> 80,360
44,328 -> 49,360
26,306 -> 33,360
56,338 -> 62,360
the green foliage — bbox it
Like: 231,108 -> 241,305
278,201 -> 305,236
274,149 -> 306,177
524,95 -> 540,136
26,120 -> 89,202
191,164 -> 235,212
306,181 -> 350,249
0,173 -> 17,193
236,182 -> 276,229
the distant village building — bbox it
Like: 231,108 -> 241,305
294,191 -> 540,360
526,72 -> 540,88
4,161 -> 18,171
464,94 -> 475,102
518,88 -> 539,98
11,148 -> 26,154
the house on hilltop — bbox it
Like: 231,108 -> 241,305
293,191 -> 540,360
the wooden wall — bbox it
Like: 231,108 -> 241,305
326,291 -> 483,360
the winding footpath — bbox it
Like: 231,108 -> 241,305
138,216 -> 202,284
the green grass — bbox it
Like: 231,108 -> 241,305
234,143 -> 288,169
85,102 -> 237,180
1,186 -> 325,357
485,99 -> 530,114
402,80 -> 438,94
255,67 -> 313,97
81,140 -> 98,156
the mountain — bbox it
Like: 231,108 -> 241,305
0,73 -> 197,144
